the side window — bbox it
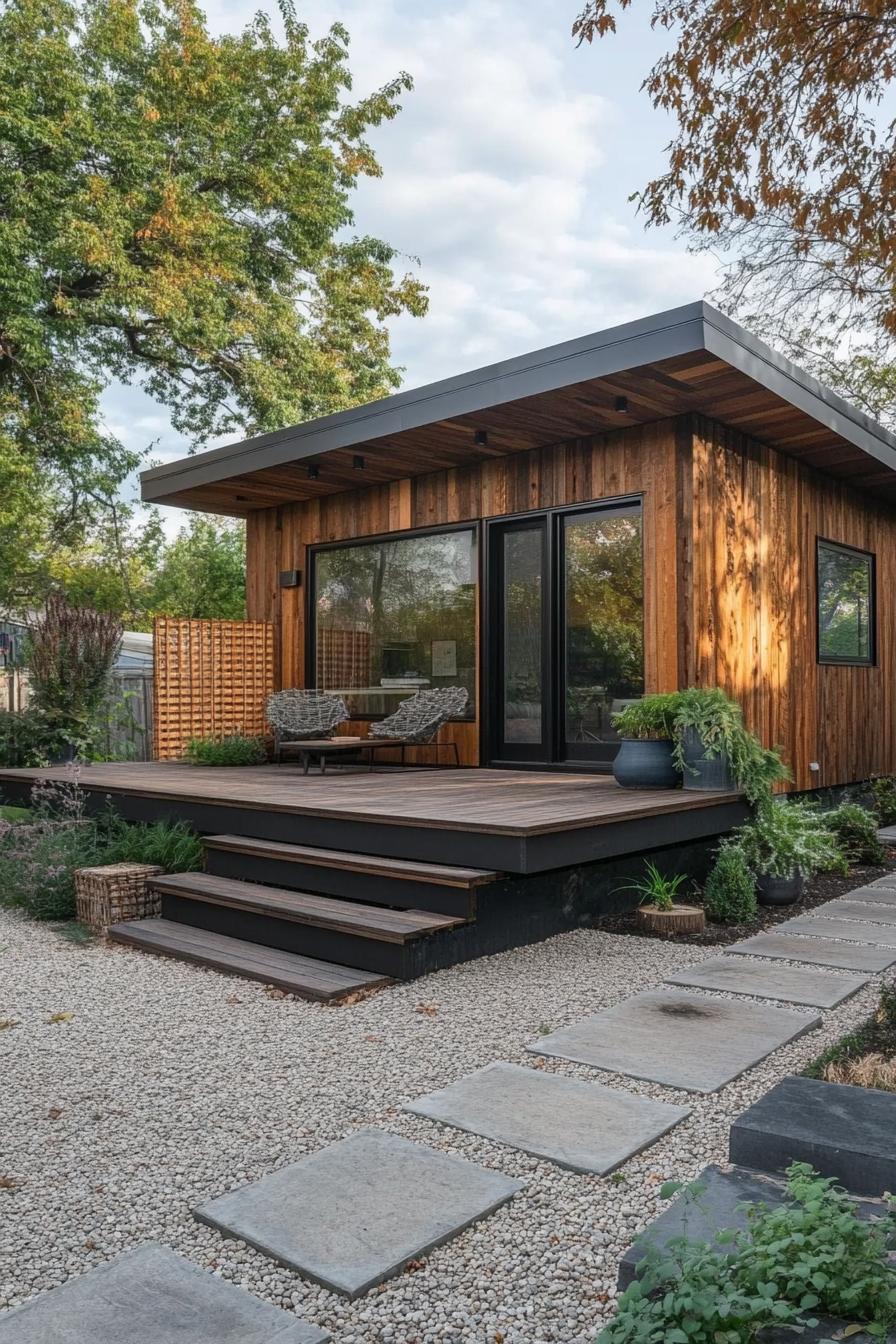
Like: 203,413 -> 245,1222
817,539 -> 875,666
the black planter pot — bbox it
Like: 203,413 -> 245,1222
613,738 -> 681,790
680,726 -> 737,792
48,741 -> 78,766
756,870 -> 804,906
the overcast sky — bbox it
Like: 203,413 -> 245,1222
105,0 -> 720,531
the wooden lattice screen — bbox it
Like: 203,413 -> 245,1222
152,618 -> 274,760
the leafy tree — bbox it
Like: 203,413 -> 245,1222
149,515 -> 246,621
0,0 -> 427,602
572,1 -> 896,411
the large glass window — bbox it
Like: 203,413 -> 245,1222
817,539 -> 875,666
311,528 -> 477,719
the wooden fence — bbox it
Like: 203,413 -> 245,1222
2,669 -> 155,761
152,618 -> 274,760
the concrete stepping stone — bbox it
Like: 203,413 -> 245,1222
877,826 -> 896,845
869,872 -> 896,887
837,884 -> 896,905
527,990 -> 820,1094
727,930 -> 896,971
403,1061 -> 690,1174
730,1075 -> 896,1196
0,1242 -> 328,1343
760,1322 -> 895,1343
193,1128 -> 523,1299
665,956 -> 868,1008
777,914 -> 896,946
814,897 -> 896,925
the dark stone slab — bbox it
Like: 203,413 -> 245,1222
404,1061 -> 689,1174
618,1164 -> 888,1290
0,1243 -> 328,1343
528,990 -> 820,1094
727,931 -> 896,971
759,1321 -> 896,1344
729,1074 -> 896,1196
193,1128 -> 523,1299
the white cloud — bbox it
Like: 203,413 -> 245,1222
107,0 -> 716,524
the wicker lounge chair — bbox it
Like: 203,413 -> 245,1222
368,686 -> 469,766
266,689 -> 348,763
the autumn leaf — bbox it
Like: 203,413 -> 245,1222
46,1012 -> 74,1024
415,1003 -> 439,1017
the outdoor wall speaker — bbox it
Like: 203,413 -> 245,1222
279,570 -> 302,588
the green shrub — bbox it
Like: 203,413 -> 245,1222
870,776 -> 896,827
611,694 -> 679,740
99,815 -> 203,871
732,799 -> 846,880
820,803 -> 885,867
600,1163 -> 896,1344
0,775 -> 102,920
0,708 -> 59,767
703,843 -> 757,924
184,734 -> 267,766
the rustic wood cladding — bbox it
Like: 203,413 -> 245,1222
246,410 -> 896,786
246,420 -> 682,767
682,416 -> 896,790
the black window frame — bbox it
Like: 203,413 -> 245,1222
816,536 -> 877,668
306,520 -> 480,722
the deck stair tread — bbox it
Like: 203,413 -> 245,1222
108,918 -> 387,1000
154,870 -> 466,943
203,834 -> 499,888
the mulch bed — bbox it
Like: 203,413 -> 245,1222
595,844 -> 896,947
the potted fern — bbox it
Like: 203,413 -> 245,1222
617,860 -> 705,934
731,800 -> 845,905
670,688 -> 789,803
610,695 -> 681,790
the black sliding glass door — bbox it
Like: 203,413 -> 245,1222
487,500 -> 644,768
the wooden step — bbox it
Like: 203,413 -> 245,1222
153,871 -> 467,944
204,835 -> 499,887
108,919 -> 388,1001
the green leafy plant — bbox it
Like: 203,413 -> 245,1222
870,776 -> 896,827
702,843 -> 757,924
616,860 -> 688,912
611,694 -> 679,740
0,707 -> 61,767
819,803 -> 885,867
669,688 -> 790,805
184,734 -> 267,766
99,815 -> 203,872
601,1164 -> 896,1344
26,594 -> 122,756
731,800 -> 846,880
0,774 -> 102,920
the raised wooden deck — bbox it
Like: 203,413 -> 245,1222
0,763 -> 746,873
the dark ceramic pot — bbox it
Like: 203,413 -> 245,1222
756,870 -> 803,906
680,726 -> 736,792
613,738 -> 681,790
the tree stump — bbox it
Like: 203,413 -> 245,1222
635,903 -> 706,936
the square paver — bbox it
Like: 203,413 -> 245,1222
526,990 -> 820,1094
665,956 -> 868,1008
730,1075 -> 896,1197
0,1243 -> 328,1343
403,1061 -> 690,1174
814,898 -> 896,925
193,1129 -> 523,1299
837,885 -> 896,905
869,872 -> 896,887
777,914 -> 896,946
727,930 -> 896,971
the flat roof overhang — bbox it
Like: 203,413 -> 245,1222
141,300 -> 896,516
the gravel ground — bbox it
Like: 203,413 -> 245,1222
1,908 -> 892,1344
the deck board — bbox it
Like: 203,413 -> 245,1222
0,763 -> 742,838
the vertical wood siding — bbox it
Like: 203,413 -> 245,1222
683,416 -> 896,790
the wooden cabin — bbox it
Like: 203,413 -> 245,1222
145,300 -> 896,793
3,301 -> 895,998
